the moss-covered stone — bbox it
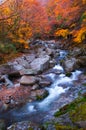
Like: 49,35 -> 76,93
66,72 -> 72,77
82,83 -> 86,86
54,96 -> 86,117
70,102 -> 86,122
55,124 -> 82,130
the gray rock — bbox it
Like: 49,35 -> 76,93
77,56 -> 86,67
30,55 -> 50,74
46,48 -> 54,56
0,64 -> 17,75
23,54 -> 36,63
7,121 -> 42,130
20,76 -> 37,85
39,78 -> 52,87
71,47 -> 86,57
20,69 -> 37,75
31,89 -> 48,100
15,57 -> 30,69
31,84 -> 39,90
63,58 -> 79,72
49,59 -> 56,68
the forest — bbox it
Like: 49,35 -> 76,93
0,0 -> 86,130
0,0 -> 86,60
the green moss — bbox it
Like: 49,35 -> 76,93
36,91 -> 48,101
54,96 -> 86,117
70,102 -> 86,122
66,72 -> 72,77
36,95 -> 43,100
82,83 -> 86,86
28,127 -> 34,130
55,124 -> 82,130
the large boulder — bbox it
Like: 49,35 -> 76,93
71,46 -> 86,57
20,76 -> 37,85
31,89 -> 48,100
77,56 -> 86,67
0,64 -> 19,75
63,58 -> 79,72
30,55 -> 50,74
39,78 -> 52,87
20,68 -> 37,76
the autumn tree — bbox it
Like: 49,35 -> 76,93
46,0 -> 84,28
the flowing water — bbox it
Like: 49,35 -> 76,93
0,50 -> 83,126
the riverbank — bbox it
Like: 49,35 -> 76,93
0,40 -> 86,130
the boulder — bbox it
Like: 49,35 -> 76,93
63,58 -> 79,72
20,69 -> 37,76
31,84 -> 40,90
49,59 -> 56,68
45,48 -> 54,57
20,76 -> 37,85
0,64 -> 18,75
71,46 -> 86,57
77,56 -> 86,67
30,55 -> 50,74
39,78 -> 52,87
14,57 -> 30,69
31,89 -> 48,100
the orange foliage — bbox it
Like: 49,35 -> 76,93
55,29 -> 70,39
46,0 -> 83,26
0,0 -> 86,49
73,27 -> 86,43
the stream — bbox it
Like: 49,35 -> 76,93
0,50 -> 84,127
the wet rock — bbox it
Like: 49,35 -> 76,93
63,58 -> 79,72
20,76 -> 37,85
71,47 -> 86,57
7,121 -> 30,130
0,64 -> 17,75
77,56 -> 86,67
46,48 -> 54,57
7,121 -> 42,130
38,51 -> 47,58
30,55 -> 50,74
0,120 -> 6,130
9,61 -> 23,71
20,68 -> 37,76
31,84 -> 40,90
22,54 -> 36,63
31,89 -> 48,100
15,57 -> 30,69
39,78 -> 52,87
49,59 -> 56,68
1,75 -> 13,88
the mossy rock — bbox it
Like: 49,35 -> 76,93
54,96 -> 86,117
70,102 -> 86,122
82,83 -> 86,86
55,124 -> 82,130
66,72 -> 72,77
